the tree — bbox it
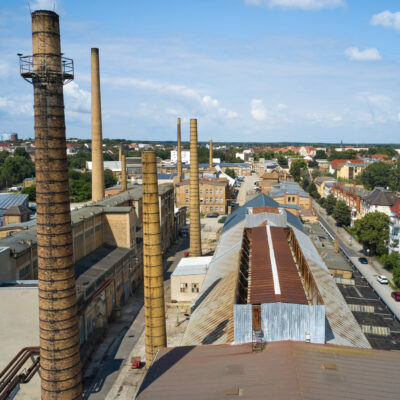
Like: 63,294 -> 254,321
0,151 -> 9,166
393,266 -> 400,289
69,170 -> 91,202
225,168 -> 236,179
14,147 -> 30,160
104,169 -> 117,188
289,159 -> 307,182
389,160 -> 400,191
360,162 -> 391,190
315,150 -> 327,159
353,211 -> 389,256
0,155 -> 35,187
68,151 -> 92,170
21,184 -> 36,202
325,194 -> 337,215
307,182 -> 320,200
277,154 -> 288,166
332,200 -> 351,227
380,252 -> 400,271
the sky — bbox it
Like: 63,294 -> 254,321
1,0 -> 400,143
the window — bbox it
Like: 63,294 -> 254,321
200,198 -> 203,203
220,189 -> 223,194
210,189 -> 213,194
191,283 -> 199,293
210,206 -> 213,211
220,198 -> 223,203
180,283 -> 187,293
206,189 -> 208,194
18,265 -> 31,279
206,206 -> 208,211
206,197 -> 209,203
200,189 -> 203,194
185,198 -> 189,203
185,188 -> 189,194
220,207 -> 224,211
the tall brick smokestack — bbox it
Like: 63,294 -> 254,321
189,119 -> 202,257
177,117 -> 182,181
121,154 -> 127,191
21,10 -> 82,399
142,151 -> 167,364
91,48 -> 104,202
119,145 -> 122,162
209,139 -> 213,169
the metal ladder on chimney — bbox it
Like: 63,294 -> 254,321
252,330 -> 264,352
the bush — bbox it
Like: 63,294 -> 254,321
21,185 -> 36,202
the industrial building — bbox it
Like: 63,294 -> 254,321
175,177 -> 231,214
136,193 -> 400,399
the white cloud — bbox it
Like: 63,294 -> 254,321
244,0 -> 346,10
371,10 -> 400,30
0,95 -> 32,116
250,99 -> 268,121
63,81 -> 90,113
107,76 -> 237,120
30,0 -> 59,11
344,47 -> 381,61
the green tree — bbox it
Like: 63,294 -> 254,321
325,194 -> 337,215
69,170 -> 92,202
14,147 -> 30,160
307,182 -> 320,200
0,155 -> 35,187
353,211 -> 389,255
360,162 -> 391,190
224,168 -> 236,179
315,150 -> 327,159
289,159 -> 307,182
104,169 -> 117,188
380,252 -> 400,271
68,151 -> 92,169
393,266 -> 400,288
21,184 -> 36,201
332,200 -> 351,226
389,160 -> 400,191
0,150 -> 10,166
328,149 -> 357,161
277,154 -> 288,166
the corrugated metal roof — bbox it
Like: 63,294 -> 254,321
222,193 -> 305,234
0,194 -> 29,214
137,341 -> 400,400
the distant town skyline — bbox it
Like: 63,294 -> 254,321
1,0 -> 400,143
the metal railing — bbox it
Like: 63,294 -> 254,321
18,54 -> 74,85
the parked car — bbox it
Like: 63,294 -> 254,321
377,275 -> 388,284
391,292 -> 400,301
207,213 -> 219,218
358,257 -> 368,264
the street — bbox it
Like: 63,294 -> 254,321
313,200 -> 400,322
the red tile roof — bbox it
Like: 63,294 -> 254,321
330,159 -> 364,170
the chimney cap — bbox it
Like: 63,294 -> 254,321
91,48 -> 99,53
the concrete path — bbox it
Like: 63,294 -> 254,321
313,200 -> 400,321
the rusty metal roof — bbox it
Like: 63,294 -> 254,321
137,341 -> 400,400
251,206 -> 280,214
248,226 -> 307,305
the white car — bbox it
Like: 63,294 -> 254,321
377,275 -> 388,284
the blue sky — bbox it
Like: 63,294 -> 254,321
1,0 -> 400,143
